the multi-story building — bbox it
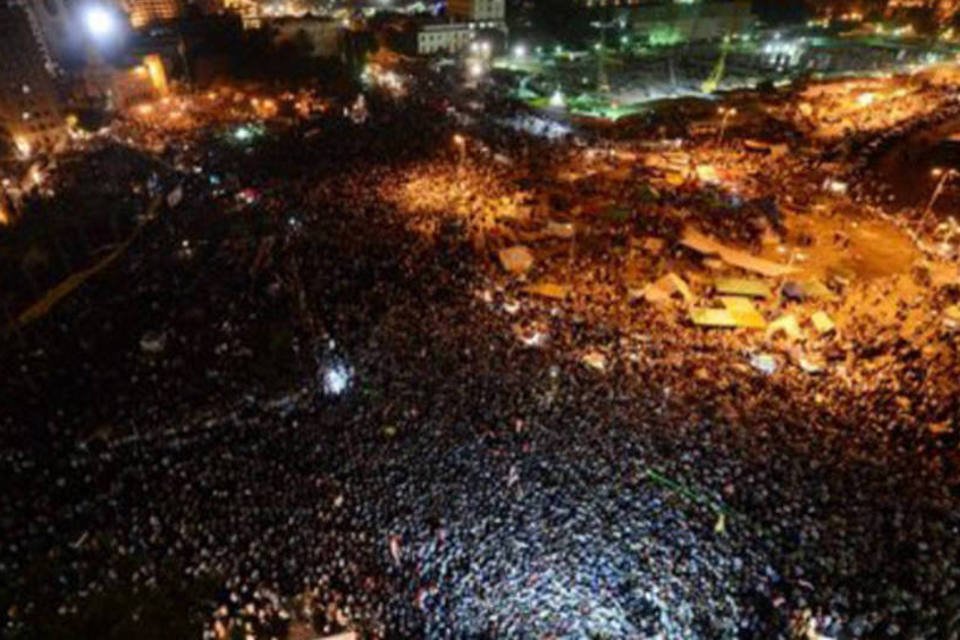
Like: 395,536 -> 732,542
417,22 -> 479,54
223,0 -> 260,29
575,0 -> 754,44
447,0 -> 506,23
633,1 -> 754,43
15,0 -> 84,71
122,0 -> 183,28
411,0 -> 506,55
0,1 -> 66,158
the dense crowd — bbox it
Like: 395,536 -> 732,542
1,65 -> 960,640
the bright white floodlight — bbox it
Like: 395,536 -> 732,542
321,361 -> 353,396
83,5 -> 118,40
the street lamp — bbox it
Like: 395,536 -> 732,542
717,106 -> 737,144
921,167 -> 958,228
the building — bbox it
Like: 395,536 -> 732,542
268,16 -> 343,57
0,1 -> 67,158
14,0 -> 137,72
447,0 -> 505,23
571,1 -> 754,44
15,0 -> 84,71
122,0 -> 183,28
411,0 -> 505,55
70,52 -> 166,112
223,0 -> 260,29
417,22 -> 478,54
614,1 -> 755,44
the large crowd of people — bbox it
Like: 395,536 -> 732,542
1,61 -> 959,640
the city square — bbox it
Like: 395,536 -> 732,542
2,1 -> 960,639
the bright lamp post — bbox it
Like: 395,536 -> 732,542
717,106 -> 737,144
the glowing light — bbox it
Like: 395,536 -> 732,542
468,60 -> 485,78
549,90 -> 566,109
322,362 -> 353,396
649,25 -> 682,47
82,5 -> 119,40
513,44 -> 527,59
823,179 -> 848,195
13,136 -> 31,158
28,165 -> 44,186
143,54 -> 168,95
